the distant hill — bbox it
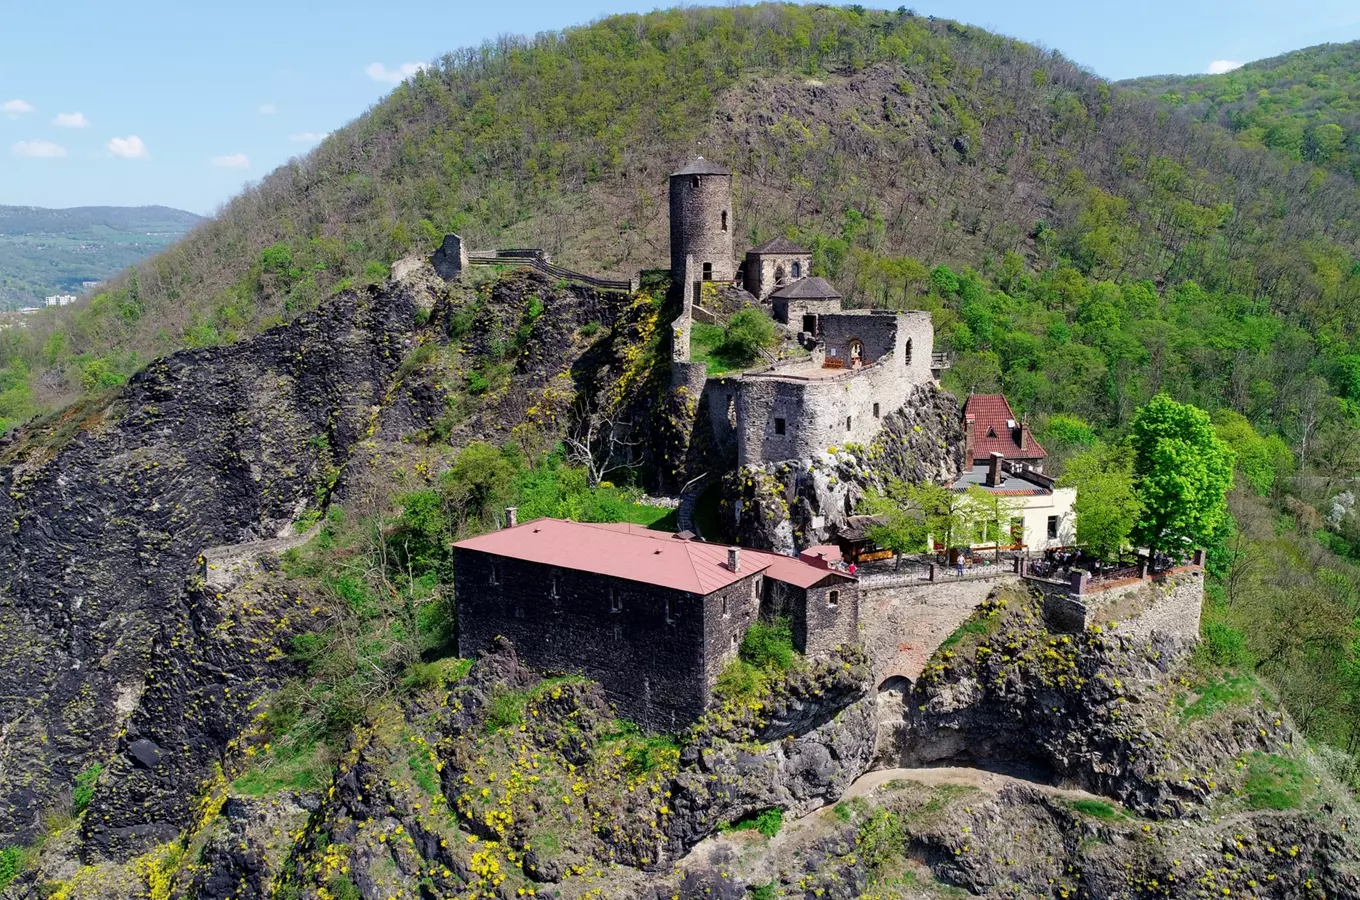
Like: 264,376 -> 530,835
1121,40 -> 1360,179
0,205 -> 201,308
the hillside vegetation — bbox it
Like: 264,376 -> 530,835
2,0 -> 1360,778
1123,40 -> 1360,179
0,205 -> 200,309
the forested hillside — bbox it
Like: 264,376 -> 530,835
0,205 -> 200,309
1123,40 -> 1360,179
1,1 -> 1360,758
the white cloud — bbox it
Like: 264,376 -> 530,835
1208,60 -> 1244,74
211,153 -> 250,169
258,103 -> 278,115
12,140 -> 67,158
2,99 -> 34,118
287,131 -> 329,143
107,135 -> 148,159
51,111 -> 88,128
365,62 -> 428,84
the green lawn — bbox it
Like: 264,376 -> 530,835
691,322 -> 753,376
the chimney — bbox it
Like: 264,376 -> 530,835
1017,416 -> 1028,452
728,547 -> 741,572
986,452 -> 1004,487
963,414 -> 976,464
504,507 -> 518,529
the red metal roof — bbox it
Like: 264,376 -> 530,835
963,394 -> 1047,462
452,519 -> 846,594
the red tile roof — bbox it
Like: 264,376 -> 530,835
452,519 -> 848,594
963,394 -> 1047,462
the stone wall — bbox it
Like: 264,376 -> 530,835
773,296 -> 843,328
1032,569 -> 1203,642
766,576 -> 860,657
455,548 -> 761,731
746,251 -> 813,301
670,173 -> 735,295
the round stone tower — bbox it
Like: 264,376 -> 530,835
669,157 -> 735,301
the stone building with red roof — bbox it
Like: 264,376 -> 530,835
453,516 -> 857,730
962,394 -> 1048,471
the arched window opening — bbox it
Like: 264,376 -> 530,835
791,261 -> 802,279
904,337 -> 913,365
721,210 -> 728,232
774,265 -> 786,284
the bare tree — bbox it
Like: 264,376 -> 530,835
563,391 -> 642,487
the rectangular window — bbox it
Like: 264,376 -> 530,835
550,575 -> 560,599
774,417 -> 786,435
610,587 -> 622,613
846,416 -> 853,432
828,589 -> 840,608
873,402 -> 880,418
1047,516 -> 1059,540
702,262 -> 713,281
489,562 -> 499,586
721,594 -> 728,617
613,624 -> 622,643
721,210 -> 728,232
665,598 -> 673,625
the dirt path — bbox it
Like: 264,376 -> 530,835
839,765 -> 1107,804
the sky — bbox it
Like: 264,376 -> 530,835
2,0 -> 1358,215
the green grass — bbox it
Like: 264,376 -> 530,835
1068,798 -> 1123,820
691,322 -> 756,376
749,884 -> 776,900
623,502 -> 674,528
1178,672 -> 1258,721
598,720 -> 680,775
720,807 -> 783,838
233,741 -> 332,797
1243,752 -> 1309,811
0,846 -> 23,891
938,614 -> 1000,653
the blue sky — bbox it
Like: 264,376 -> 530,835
3,0 -> 1358,215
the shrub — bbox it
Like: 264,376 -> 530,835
740,618 -> 795,671
719,308 -> 777,362
1069,799 -> 1121,820
72,762 -> 101,814
0,847 -> 23,891
721,807 -> 783,838
1198,621 -> 1251,668
714,658 -> 769,703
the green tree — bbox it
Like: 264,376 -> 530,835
1129,395 -> 1235,553
1212,410 -> 1293,496
441,441 -> 519,530
719,308 -> 777,363
862,480 -> 929,567
1059,445 -> 1143,559
965,485 -> 1024,561
912,481 -> 979,551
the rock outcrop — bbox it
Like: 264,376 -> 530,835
725,381 -> 964,552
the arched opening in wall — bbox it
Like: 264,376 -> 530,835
774,265 -> 786,284
792,261 -> 802,279
849,339 -> 863,367
692,176 -> 701,188
904,337 -> 913,365
878,675 -> 910,695
721,210 -> 728,232
702,262 -> 713,281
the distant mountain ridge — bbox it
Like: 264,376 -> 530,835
0,204 -> 201,308
1119,39 -> 1360,179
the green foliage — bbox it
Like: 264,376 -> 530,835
719,308 -> 777,363
1198,622 -> 1252,669
0,846 -> 23,892
1242,753 -> 1309,810
739,618 -> 795,672
748,884 -> 776,900
1178,672 -> 1258,721
857,808 -> 908,877
1059,444 -> 1142,558
1129,395 -> 1234,553
1212,410 -> 1292,496
233,741 -> 331,797
72,762 -> 101,814
714,659 -> 769,704
598,721 -> 681,776
720,807 -> 783,838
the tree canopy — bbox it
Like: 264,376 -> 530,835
1129,395 -> 1235,553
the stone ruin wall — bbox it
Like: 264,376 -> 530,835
1034,569 -> 1204,643
747,251 -> 813,301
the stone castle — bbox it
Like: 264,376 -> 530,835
667,158 -> 948,468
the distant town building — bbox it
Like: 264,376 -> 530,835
44,295 -> 78,307
453,516 -> 858,730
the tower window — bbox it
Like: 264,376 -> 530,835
722,594 -> 728,617
905,337 -> 913,365
846,416 -> 853,432
828,590 -> 840,608
774,417 -> 786,435
730,633 -> 738,651
792,261 -> 802,278
702,262 -> 713,281
692,176 -> 701,188
873,402 -> 880,418
721,210 -> 728,232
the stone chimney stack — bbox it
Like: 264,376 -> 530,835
963,414 -> 976,464
504,507 -> 518,529
728,547 -> 741,572
986,452 -> 1004,488
1017,417 -> 1028,452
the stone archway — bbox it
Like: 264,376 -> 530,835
849,338 -> 864,366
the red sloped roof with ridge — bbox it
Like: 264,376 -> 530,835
963,394 -> 1047,461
